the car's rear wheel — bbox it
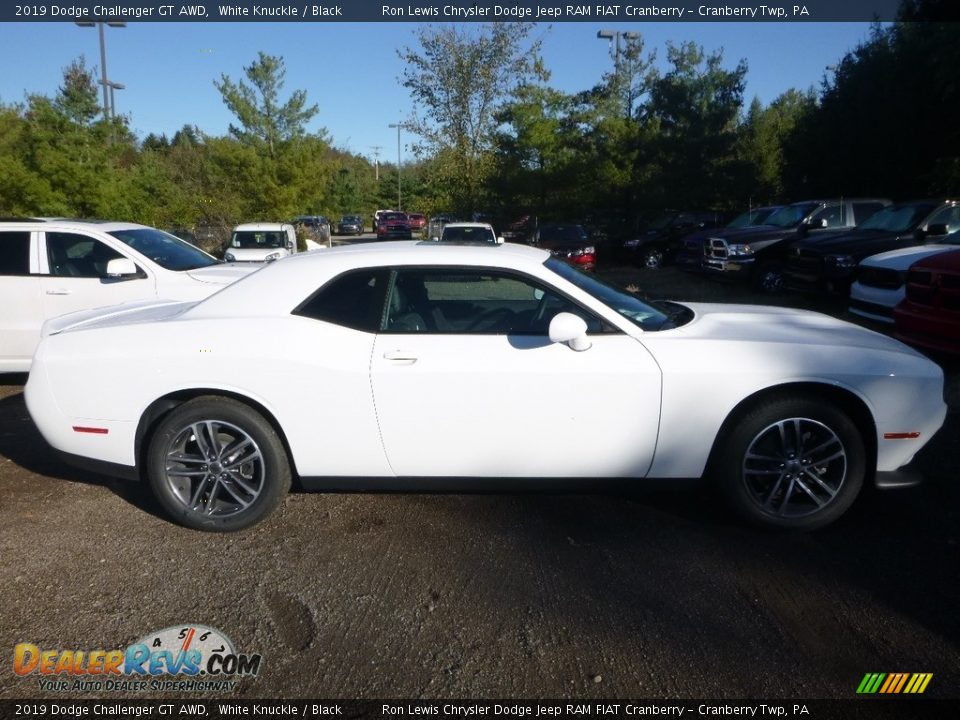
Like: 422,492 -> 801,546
715,397 -> 865,530
146,397 -> 291,532
642,248 -> 663,269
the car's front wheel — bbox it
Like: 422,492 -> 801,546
145,396 -> 291,532
714,397 -> 866,530
642,248 -> 663,269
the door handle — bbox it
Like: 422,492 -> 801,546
383,351 -> 417,365
45,289 -> 72,295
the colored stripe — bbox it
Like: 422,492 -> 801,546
918,674 -> 932,693
893,673 -> 909,693
879,675 -> 894,694
181,627 -> 196,652
870,673 -> 887,693
904,674 -> 919,693
72,426 -> 109,434
856,674 -> 873,693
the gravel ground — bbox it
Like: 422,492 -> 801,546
1,265 -> 958,701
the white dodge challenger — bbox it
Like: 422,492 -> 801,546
25,241 -> 947,532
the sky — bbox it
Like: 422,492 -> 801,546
0,21 -> 875,163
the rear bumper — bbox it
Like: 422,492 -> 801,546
874,463 -> 924,489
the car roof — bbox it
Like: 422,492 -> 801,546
0,218 -> 156,232
190,241 -> 551,319
233,223 -> 292,231
442,222 -> 495,230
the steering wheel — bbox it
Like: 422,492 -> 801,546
466,308 -> 515,332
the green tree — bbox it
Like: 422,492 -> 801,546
214,52 -> 319,158
56,56 -> 100,125
399,23 -> 545,214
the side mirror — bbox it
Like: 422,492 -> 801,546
286,239 -> 295,251
105,258 -> 138,278
926,223 -> 949,237
548,312 -> 591,352
431,236 -> 440,242
496,236 -> 505,245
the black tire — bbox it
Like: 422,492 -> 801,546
753,263 -> 785,293
145,396 -> 291,532
714,397 -> 865,531
642,248 -> 663,269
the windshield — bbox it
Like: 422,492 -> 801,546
727,207 -> 778,229
230,230 -> 286,249
941,229 -> 960,245
764,204 -> 818,228
440,226 -> 496,243
546,258 -> 677,331
108,228 -> 219,271
540,225 -> 587,242
858,204 -> 936,232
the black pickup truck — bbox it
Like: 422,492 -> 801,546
701,198 -> 890,292
784,199 -> 959,295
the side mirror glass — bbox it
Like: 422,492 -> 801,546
496,236 -> 505,245
548,312 -> 591,352
926,223 -> 948,237
105,258 -> 138,278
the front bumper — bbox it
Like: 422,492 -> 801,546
701,256 -> 754,281
848,280 -> 902,323
894,303 -> 960,355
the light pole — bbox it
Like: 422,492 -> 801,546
75,21 -> 126,120
107,81 -> 125,118
597,29 -> 641,117
388,122 -> 406,211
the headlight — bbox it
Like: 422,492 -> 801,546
224,252 -> 235,262
265,251 -> 281,262
728,243 -> 753,256
829,254 -> 857,269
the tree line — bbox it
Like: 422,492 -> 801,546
0,0 -> 955,243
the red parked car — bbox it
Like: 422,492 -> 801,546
894,248 -> 960,354
376,211 -> 413,240
407,212 -> 427,234
533,223 -> 596,271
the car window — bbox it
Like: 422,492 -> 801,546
231,231 -> 286,249
852,202 -> 886,224
383,268 -> 603,335
439,226 -> 496,243
109,227 -> 219,271
46,232 -> 124,278
809,204 -> 845,227
926,204 -> 960,233
0,231 -> 31,276
293,269 -> 390,332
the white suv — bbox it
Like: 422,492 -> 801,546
0,218 -> 258,372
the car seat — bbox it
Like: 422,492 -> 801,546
387,285 -> 427,332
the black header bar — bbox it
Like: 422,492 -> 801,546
3,0 -> 910,24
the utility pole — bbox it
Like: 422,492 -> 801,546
597,29 -> 640,119
369,146 -> 382,182
75,21 -> 126,120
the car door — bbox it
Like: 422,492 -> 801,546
370,267 -> 662,478
39,231 -> 155,320
0,229 -> 43,372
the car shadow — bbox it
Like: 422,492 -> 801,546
0,389 -> 169,522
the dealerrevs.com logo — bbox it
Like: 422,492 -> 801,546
13,625 -> 262,693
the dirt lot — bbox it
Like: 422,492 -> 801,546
1,265 -> 958,701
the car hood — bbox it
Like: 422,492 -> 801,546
187,262 -> 264,280
674,303 -> 924,357
220,248 -> 290,268
42,299 -> 197,338
859,243 -> 960,270
794,228 -> 912,256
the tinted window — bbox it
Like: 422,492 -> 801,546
852,202 -> 886,224
925,204 -> 960,234
809,204 -> 846,227
859,204 -> 935,232
294,269 -> 389,332
46,232 -> 124,278
0,231 -> 30,275
383,268 -> 603,335
109,227 -> 218,271
231,231 -> 286,249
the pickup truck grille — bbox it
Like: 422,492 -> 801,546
705,238 -> 728,260
857,266 -> 903,290
905,268 -> 960,310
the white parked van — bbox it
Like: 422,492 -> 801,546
225,223 -> 323,263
